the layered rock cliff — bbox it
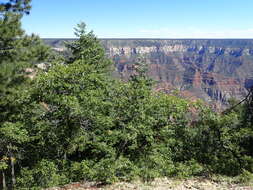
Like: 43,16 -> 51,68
45,39 -> 253,109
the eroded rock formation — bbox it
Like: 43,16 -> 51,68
45,39 -> 253,109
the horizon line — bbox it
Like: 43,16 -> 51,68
42,38 -> 253,40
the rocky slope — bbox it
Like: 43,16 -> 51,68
44,39 -> 253,110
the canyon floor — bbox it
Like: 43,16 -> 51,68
46,177 -> 253,190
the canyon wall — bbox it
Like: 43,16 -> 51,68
45,39 -> 253,109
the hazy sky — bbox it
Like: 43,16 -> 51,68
22,0 -> 253,38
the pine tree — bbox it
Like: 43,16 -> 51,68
0,1 -> 53,188
0,0 -> 31,15
29,22 -> 113,162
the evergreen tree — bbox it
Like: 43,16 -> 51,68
27,22 -> 113,162
0,0 -> 31,15
0,0 -> 53,188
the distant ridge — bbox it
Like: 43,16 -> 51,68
43,38 -> 253,40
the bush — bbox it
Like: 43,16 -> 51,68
173,160 -> 205,178
237,170 -> 253,184
17,159 -> 68,189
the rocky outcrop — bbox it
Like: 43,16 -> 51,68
100,39 -> 253,109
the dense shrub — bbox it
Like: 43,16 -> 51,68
17,159 -> 68,189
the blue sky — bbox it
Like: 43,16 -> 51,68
22,0 -> 253,38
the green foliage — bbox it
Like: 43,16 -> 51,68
0,160 -> 8,170
0,1 -> 56,189
173,160 -> 204,178
26,24 -> 113,164
237,170 -> 253,184
1,2 -> 253,188
15,21 -> 253,187
1,122 -> 28,143
17,159 -> 68,189
65,22 -> 111,70
68,157 -> 138,184
0,0 -> 31,15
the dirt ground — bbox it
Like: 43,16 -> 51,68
46,177 -> 253,190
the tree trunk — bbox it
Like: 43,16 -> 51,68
11,156 -> 16,187
64,152 -> 67,160
2,170 -> 6,190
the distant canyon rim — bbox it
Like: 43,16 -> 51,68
44,38 -> 253,110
